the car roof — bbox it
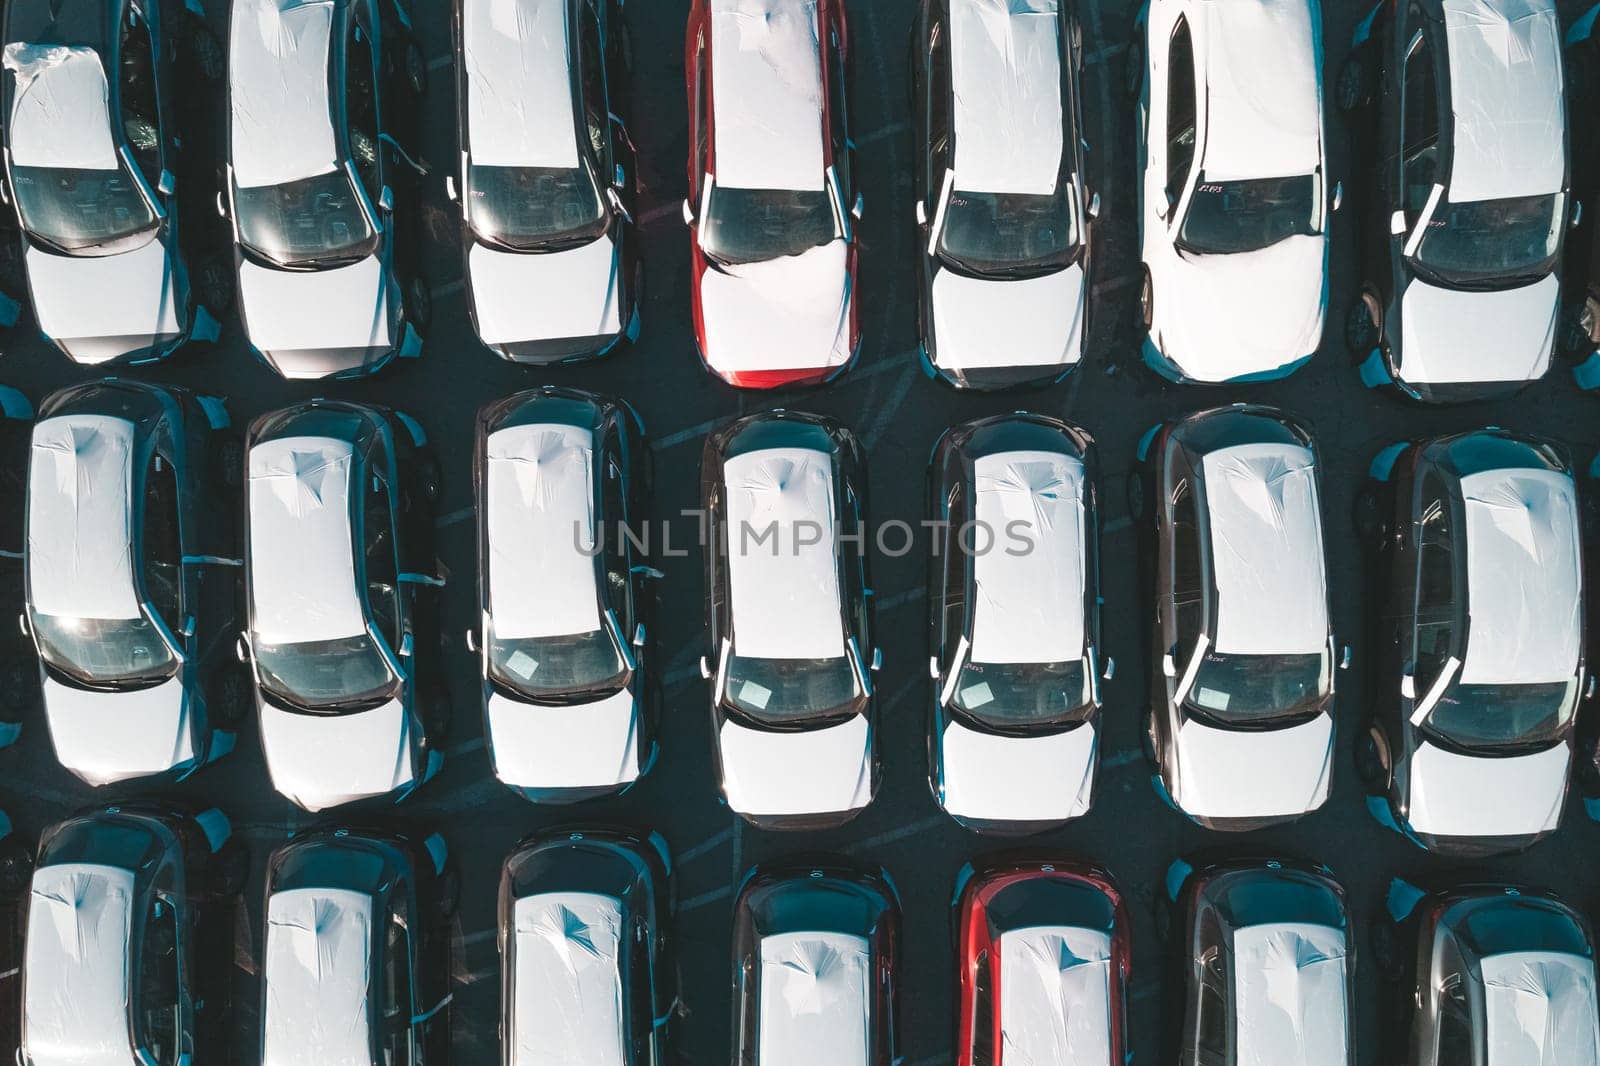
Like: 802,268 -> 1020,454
1458,466 -> 1581,687
757,930 -> 870,1066
24,862 -> 137,1066
724,445 -> 844,661
1481,950 -> 1600,1064
248,435 -> 367,645
969,448 -> 1086,666
3,44 -> 117,171
28,414 -> 140,622
230,0 -> 340,189
508,891 -> 627,1066
262,886 -> 375,1066
948,0 -> 1063,196
1199,440 -> 1328,657
996,925 -> 1112,1064
486,421 -> 602,644
1441,0 -> 1564,203
462,0 -> 581,169
1230,921 -> 1349,1066
709,0 -> 826,192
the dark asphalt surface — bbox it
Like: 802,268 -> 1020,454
2,0 -> 1600,1063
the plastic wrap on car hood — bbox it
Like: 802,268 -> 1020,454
27,415 -> 139,621
3,44 -> 117,170
23,863 -> 136,1066
699,240 -> 851,374
262,887 -> 375,1066
229,0 -> 339,188
509,891 -> 627,1066
1481,950 -> 1600,1065
757,930 -> 871,1066
259,698 -> 413,812
43,675 -> 193,786
464,0 -> 580,169
948,0 -> 1063,196
467,235 -> 623,346
1198,0 -> 1323,182
486,688 -> 639,792
709,0 -> 825,191
995,925 -> 1113,1064
1232,922 -> 1350,1066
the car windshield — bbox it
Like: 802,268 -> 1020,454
1178,173 -> 1318,255
233,170 -> 377,267
1412,192 -> 1563,286
466,163 -> 608,251
489,626 -> 629,701
30,612 -> 176,687
950,658 -> 1091,728
1425,679 -> 1577,751
723,652 -> 862,724
699,182 -> 838,266
1184,648 -> 1328,725
253,632 -> 397,711
10,164 -> 158,253
937,184 -> 1078,277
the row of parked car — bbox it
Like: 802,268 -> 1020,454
8,0 -> 1600,397
0,805 -> 1593,1065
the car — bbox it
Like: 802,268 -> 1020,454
0,385 -> 34,747
471,387 -> 657,801
1561,4 -> 1600,387
242,400 -> 446,812
1358,429 -> 1585,856
1,0 -> 225,366
260,827 -> 452,1066
21,803 -> 246,1066
731,858 -> 898,1065
499,826 -> 674,1064
700,410 -> 880,828
224,0 -> 429,379
448,0 -> 640,362
683,0 -> 862,388
0,811 -> 31,1066
909,0 -> 1096,390
24,380 -> 245,787
1339,0 -> 1569,402
1167,857 -> 1354,1065
1384,882 -> 1600,1064
1129,0 -> 1332,384
953,857 -> 1130,1065
1133,405 -> 1339,830
926,414 -> 1105,833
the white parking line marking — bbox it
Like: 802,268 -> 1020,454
844,814 -> 946,853
679,826 -> 735,863
652,416 -> 722,450
857,119 -> 910,146
640,200 -> 684,227
428,53 -> 453,71
435,505 -> 474,529
862,365 -> 921,450
1085,41 -> 1127,67
681,885 -> 733,912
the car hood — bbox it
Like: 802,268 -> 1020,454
485,687 -> 640,793
41,674 -> 193,786
26,234 -> 184,361
259,697 -> 415,812
1397,272 -> 1558,387
1172,711 -> 1334,820
937,717 -> 1096,823
718,712 -> 873,818
929,261 -> 1085,371
467,234 -> 622,346
1152,234 -> 1327,381
699,240 -> 851,376
1406,739 -> 1569,839
237,254 -> 395,374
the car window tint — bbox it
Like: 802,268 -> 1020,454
142,450 -> 181,627
119,5 -> 162,187
347,21 -> 381,203
600,431 -> 632,632
364,464 -> 400,648
927,17 -> 951,186
1165,16 -> 1197,213
382,896 -> 412,1066
1414,475 -> 1454,689
139,892 -> 179,1066
577,4 -> 608,165
970,950 -> 995,1066
692,31 -> 709,181
1171,477 -> 1204,652
941,483 -> 968,670
1435,977 -> 1473,1063
628,916 -> 653,1058
828,29 -> 851,196
1401,28 -> 1440,226
1195,944 -> 1228,1059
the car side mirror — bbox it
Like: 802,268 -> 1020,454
869,647 -> 882,672
915,199 -> 927,226
851,192 -> 865,221
180,615 -> 195,639
632,623 -> 646,648
1586,674 -> 1597,700
378,186 -> 395,214
1400,670 -> 1416,700
1087,190 -> 1101,219
1573,200 -> 1585,229
1331,181 -> 1343,213
927,655 -> 940,679
614,163 -> 626,188
464,628 -> 478,654
1340,645 -> 1352,670
444,174 -> 457,203
1101,656 -> 1116,681
606,186 -> 633,224
398,632 -> 414,658
1161,649 -> 1177,678
1389,209 -> 1408,236
234,633 -> 249,664
698,654 -> 712,680
681,198 -> 695,226
214,189 -> 227,219
157,169 -> 175,196
15,612 -> 26,638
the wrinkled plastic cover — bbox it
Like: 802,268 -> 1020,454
229,0 -> 339,188
1459,467 -> 1581,685
464,0 -> 581,169
1231,922 -> 1349,1066
699,241 -> 851,373
719,713 -> 873,817
724,446 -> 844,660
996,925 -> 1113,1065
1482,950 -> 1600,1065
1443,0 -> 1564,203
758,930 -> 871,1066
262,887 -> 375,1066
509,891 -> 627,1066
930,260 -> 1085,370
1200,442 -> 1328,656
1197,0 -> 1322,182
970,450 -> 1086,665
1174,710 -> 1334,820
4,45 -> 117,171
23,863 -> 136,1066
28,415 -> 139,622
710,0 -> 825,191
949,0 -> 1062,196
248,436 -> 366,645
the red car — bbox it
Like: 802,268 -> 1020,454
684,0 -> 862,388
954,857 -> 1131,1065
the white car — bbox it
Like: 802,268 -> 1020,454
1131,0 -> 1331,383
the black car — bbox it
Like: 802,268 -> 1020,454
0,386 -> 33,746
449,0 -> 640,363
1338,0 -> 1571,402
732,858 -> 899,1066
24,380 -> 244,788
499,826 -> 674,1065
0,811 -> 31,1066
260,827 -> 453,1066
1561,3 -> 1600,387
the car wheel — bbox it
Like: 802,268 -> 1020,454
1335,53 -> 1372,113
198,253 -> 236,315
1138,265 -> 1153,332
1559,295 -> 1600,362
0,836 -> 31,897
189,19 -> 225,82
405,276 -> 432,335
214,433 -> 245,491
207,840 -> 249,898
405,39 -> 428,98
1355,725 -> 1391,787
1352,485 -> 1385,547
1125,470 -> 1145,523
1344,293 -> 1380,360
210,665 -> 251,730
